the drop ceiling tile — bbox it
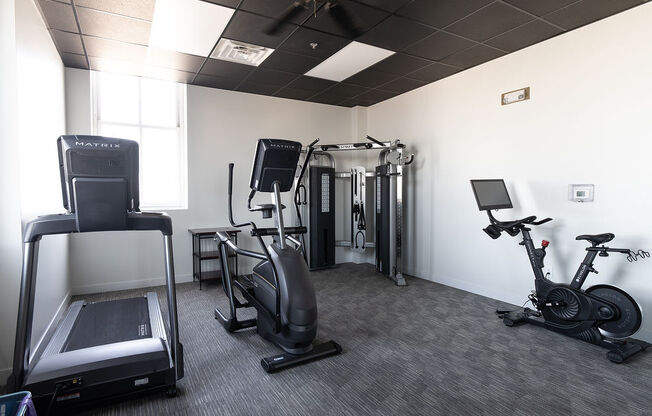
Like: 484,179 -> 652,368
237,82 -> 282,96
240,0 -> 311,24
405,31 -> 475,61
544,0 -> 645,30
144,67 -> 196,83
355,0 -> 413,13
223,11 -> 296,49
83,36 -> 147,62
89,55 -> 143,74
280,27 -> 351,59
38,0 -> 78,32
61,52 -> 88,69
397,0 -> 493,28
408,62 -> 461,82
145,48 -> 206,73
202,0 -> 240,7
340,97 -> 376,107
379,77 -> 427,94
344,68 -> 398,88
324,82 -> 369,97
446,2 -> 533,42
76,7 -> 151,45
274,87 -> 318,100
504,0 -> 577,16
286,76 -> 337,92
355,89 -> 398,104
357,16 -> 435,51
50,29 -> 84,54
193,74 -> 240,89
200,58 -> 254,81
440,44 -> 506,69
75,0 -> 156,21
308,92 -> 348,105
370,53 -> 431,75
486,19 -> 563,52
260,50 -> 321,74
245,67 -> 298,87
303,0 -> 389,38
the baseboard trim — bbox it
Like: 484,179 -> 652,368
72,273 -> 193,295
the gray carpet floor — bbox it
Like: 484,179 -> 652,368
73,263 -> 652,416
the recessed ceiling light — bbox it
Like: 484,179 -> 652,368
149,0 -> 234,57
305,41 -> 394,82
210,39 -> 274,66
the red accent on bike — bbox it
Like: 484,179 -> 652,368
542,240 -> 550,247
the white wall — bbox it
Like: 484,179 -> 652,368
0,0 -> 69,382
367,3 -> 652,342
66,75 -> 355,293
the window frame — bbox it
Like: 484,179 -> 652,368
91,71 -> 188,211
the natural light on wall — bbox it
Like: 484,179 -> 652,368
92,72 -> 188,210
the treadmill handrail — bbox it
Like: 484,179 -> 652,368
23,211 -> 173,243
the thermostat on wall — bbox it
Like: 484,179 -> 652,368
569,184 -> 594,202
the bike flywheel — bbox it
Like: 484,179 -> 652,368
586,284 -> 642,338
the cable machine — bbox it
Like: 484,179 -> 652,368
294,136 -> 413,286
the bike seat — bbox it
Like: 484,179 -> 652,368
576,233 -> 615,245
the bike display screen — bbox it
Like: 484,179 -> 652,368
470,179 -> 513,211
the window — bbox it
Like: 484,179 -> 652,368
92,71 -> 188,210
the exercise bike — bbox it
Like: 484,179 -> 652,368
470,179 -> 650,363
214,138 -> 341,373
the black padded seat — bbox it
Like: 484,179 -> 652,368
576,233 -> 615,245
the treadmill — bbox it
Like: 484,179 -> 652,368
6,135 -> 184,413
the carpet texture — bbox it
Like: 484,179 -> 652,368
72,263 -> 652,416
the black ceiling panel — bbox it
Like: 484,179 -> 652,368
240,0 -> 312,24
146,49 -> 206,73
446,2 -> 533,42
396,0 -> 493,28
504,0 -> 577,17
286,76 -> 337,92
38,0 -> 79,32
245,67 -> 298,87
308,92 -> 348,105
357,16 -> 435,51
354,0 -> 413,13
280,27 -> 351,59
344,68 -> 398,88
274,87 -> 319,100
303,0 -> 389,38
237,81 -> 282,96
83,36 -> 147,61
407,62 -> 461,83
379,77 -> 427,94
355,89 -> 398,105
544,0 -> 645,30
440,44 -> 506,69
260,50 -> 321,74
76,7 -> 151,45
405,31 -> 475,61
323,82 -> 369,98
193,74 -> 241,90
51,29 -> 84,54
75,0 -> 156,21
200,58 -> 254,81
370,53 -> 431,75
223,11 -> 296,48
486,19 -> 563,52
60,52 -> 88,69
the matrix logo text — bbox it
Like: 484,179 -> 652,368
75,141 -> 121,148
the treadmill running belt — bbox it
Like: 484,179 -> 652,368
63,297 -> 151,352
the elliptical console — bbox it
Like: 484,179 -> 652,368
470,179 -> 650,363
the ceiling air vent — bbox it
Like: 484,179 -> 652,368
211,39 -> 274,66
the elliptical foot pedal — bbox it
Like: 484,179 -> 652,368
261,340 -> 342,373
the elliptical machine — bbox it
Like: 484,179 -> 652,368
470,179 -> 650,363
214,138 -> 341,373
